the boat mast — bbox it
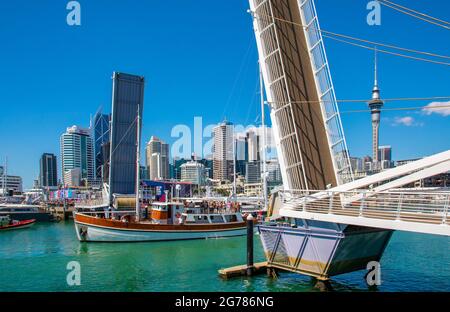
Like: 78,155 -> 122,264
233,128 -> 237,200
3,157 -> 7,197
259,62 -> 268,211
135,105 -> 141,222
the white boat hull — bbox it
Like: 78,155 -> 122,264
74,220 -> 247,242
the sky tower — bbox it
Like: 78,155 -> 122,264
368,48 -> 384,163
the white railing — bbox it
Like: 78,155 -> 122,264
280,189 -> 450,225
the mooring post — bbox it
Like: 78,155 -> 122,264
246,214 -> 254,276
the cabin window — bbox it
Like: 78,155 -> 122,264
193,215 -> 209,224
210,215 -> 224,224
224,215 -> 238,222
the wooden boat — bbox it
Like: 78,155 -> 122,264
73,96 -> 247,242
74,202 -> 247,242
0,216 -> 36,231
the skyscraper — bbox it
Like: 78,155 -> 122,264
368,50 -> 384,163
145,136 -> 169,180
235,134 -> 248,177
246,128 -> 260,162
180,160 -> 206,185
212,120 -> 234,182
60,126 -> 94,186
93,111 -> 110,181
39,153 -> 58,188
378,145 -> 393,170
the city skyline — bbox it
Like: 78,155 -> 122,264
0,1 -> 449,188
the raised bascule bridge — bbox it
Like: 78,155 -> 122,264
248,0 -> 450,281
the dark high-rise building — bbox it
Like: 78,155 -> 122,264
198,158 -> 213,179
173,158 -> 189,180
101,141 -> 111,183
245,161 -> 261,184
109,72 -> 145,201
93,112 -> 111,181
39,153 -> 58,188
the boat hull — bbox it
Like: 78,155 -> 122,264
74,213 -> 247,242
0,219 -> 36,231
258,219 -> 393,279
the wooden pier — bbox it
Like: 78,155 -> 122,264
218,261 -> 275,279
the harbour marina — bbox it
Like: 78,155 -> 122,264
0,0 -> 449,294
0,220 -> 448,292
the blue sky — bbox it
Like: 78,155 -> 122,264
0,0 -> 449,188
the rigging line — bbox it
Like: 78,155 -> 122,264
251,12 -> 450,60
322,34 -> 450,66
244,66 -> 261,125
221,35 -> 254,121
266,96 -> 450,105
106,116 -> 138,165
340,104 -> 450,114
378,0 -> 450,30
378,0 -> 450,25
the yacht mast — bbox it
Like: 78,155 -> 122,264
233,127 -> 237,200
259,62 -> 268,210
135,106 -> 141,222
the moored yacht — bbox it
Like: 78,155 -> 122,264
74,201 -> 246,242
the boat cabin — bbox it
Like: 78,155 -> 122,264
150,202 -> 184,225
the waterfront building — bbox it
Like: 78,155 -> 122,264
235,134 -> 248,177
64,168 -> 81,187
146,136 -> 170,180
246,128 -> 260,162
245,161 -> 261,184
198,158 -> 213,179
0,166 -> 23,194
39,153 -> 58,188
350,156 -> 364,173
266,158 -> 282,184
180,160 -> 206,185
172,158 -> 188,180
60,125 -> 94,186
244,182 -> 262,196
212,120 -> 234,182
93,111 -> 111,182
378,145 -> 393,169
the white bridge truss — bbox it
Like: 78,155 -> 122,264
250,0 -> 353,191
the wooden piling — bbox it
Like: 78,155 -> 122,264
246,214 -> 254,276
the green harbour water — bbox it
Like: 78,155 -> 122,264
0,220 -> 449,292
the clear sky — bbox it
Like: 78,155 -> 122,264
0,0 -> 449,188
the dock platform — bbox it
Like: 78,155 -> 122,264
218,261 -> 271,279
